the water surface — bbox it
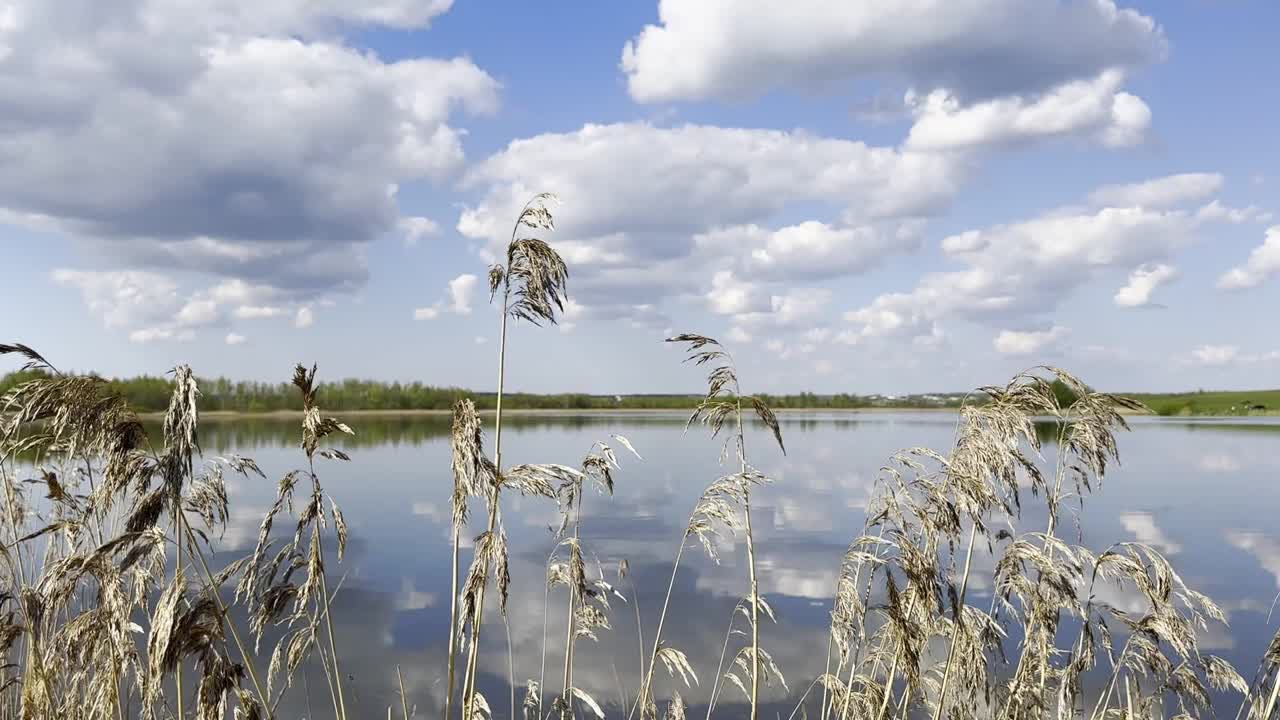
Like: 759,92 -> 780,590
191,412 -> 1280,718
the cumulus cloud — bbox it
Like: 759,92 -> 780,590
1218,226 -> 1280,290
1119,511 -> 1181,555
843,173 -> 1237,341
1088,173 -> 1224,209
415,273 -> 481,320
621,0 -> 1164,104
905,70 -> 1151,151
1184,345 -> 1280,368
234,306 -> 288,319
458,122 -> 960,325
1226,530 -> 1280,589
993,326 -> 1068,355
705,270 -> 769,316
224,333 -> 247,346
1114,263 -> 1177,307
295,307 -> 315,329
8,0 -> 497,336
399,216 -> 442,246
1189,345 -> 1238,366
51,269 -> 180,329
694,220 -> 924,280
446,274 -> 478,315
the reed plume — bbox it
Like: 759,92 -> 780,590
461,192 -> 569,720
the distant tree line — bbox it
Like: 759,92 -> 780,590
0,370 -> 968,413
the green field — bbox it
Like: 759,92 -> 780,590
1126,388 -> 1280,416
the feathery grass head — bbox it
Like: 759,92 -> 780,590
667,333 -> 785,455
490,193 -> 569,325
450,398 -> 493,529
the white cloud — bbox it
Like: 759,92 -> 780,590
414,273 -> 482,320
1199,454 -> 1241,474
1184,345 -> 1280,368
459,122 -> 960,323
905,70 -> 1151,151
51,269 -> 180,329
1189,345 -> 1238,367
705,270 -> 768,316
1119,511 -> 1181,555
399,216 -> 441,246
447,274 -> 478,315
993,326 -> 1068,356
1218,226 -> 1280,290
1,0 -> 497,319
1089,173 -> 1224,209
295,306 -> 315,329
175,298 -> 220,327
234,305 -> 287,319
1226,530 -> 1280,589
1114,263 -> 1176,307
621,1 -> 1164,104
129,327 -> 195,344
224,333 -> 247,346
694,220 -> 924,280
844,175 -> 1237,341
726,326 -> 753,344
1195,200 -> 1271,225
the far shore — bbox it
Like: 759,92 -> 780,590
145,406 -> 966,420
132,406 -> 1280,421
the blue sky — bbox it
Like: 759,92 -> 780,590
3,0 -> 1278,395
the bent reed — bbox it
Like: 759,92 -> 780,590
1,197 -> 1278,720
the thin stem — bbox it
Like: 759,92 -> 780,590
174,501 -> 186,720
874,589 -> 921,720
398,665 -> 410,720
462,284 -> 511,719
930,523 -> 980,720
446,525 -> 461,720
735,395 -> 760,720
628,573 -> 645,713
562,491 -> 584,719
1088,635 -> 1135,720
311,471 -> 349,720
631,537 -> 690,720
540,545 -> 557,720
704,603 -> 741,720
179,511 -> 270,714
506,614 -> 516,720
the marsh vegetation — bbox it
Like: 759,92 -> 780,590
1,196 -> 1278,720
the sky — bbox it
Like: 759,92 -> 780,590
2,0 -> 1278,396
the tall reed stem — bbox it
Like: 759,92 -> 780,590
736,395 -> 760,720
930,523 -> 979,720
562,493 -> 584,719
174,501 -> 186,720
631,537 -> 690,720
179,511 -> 270,713
445,525 -> 461,720
462,286 -> 511,719
311,465 -> 348,720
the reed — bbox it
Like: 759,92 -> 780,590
0,235 -> 1276,720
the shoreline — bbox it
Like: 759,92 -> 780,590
148,406 -> 966,420
134,406 -> 1280,421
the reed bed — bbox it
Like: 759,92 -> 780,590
0,197 -> 1277,720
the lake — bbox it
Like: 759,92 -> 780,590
192,412 -> 1280,718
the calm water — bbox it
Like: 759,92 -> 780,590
189,412 -> 1280,718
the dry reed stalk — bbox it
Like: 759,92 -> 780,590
461,192 -> 567,720
663,334 -> 784,720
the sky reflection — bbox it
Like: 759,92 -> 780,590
193,412 -> 1279,718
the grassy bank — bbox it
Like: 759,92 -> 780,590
1127,388 -> 1280,416
10,369 -> 1279,417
